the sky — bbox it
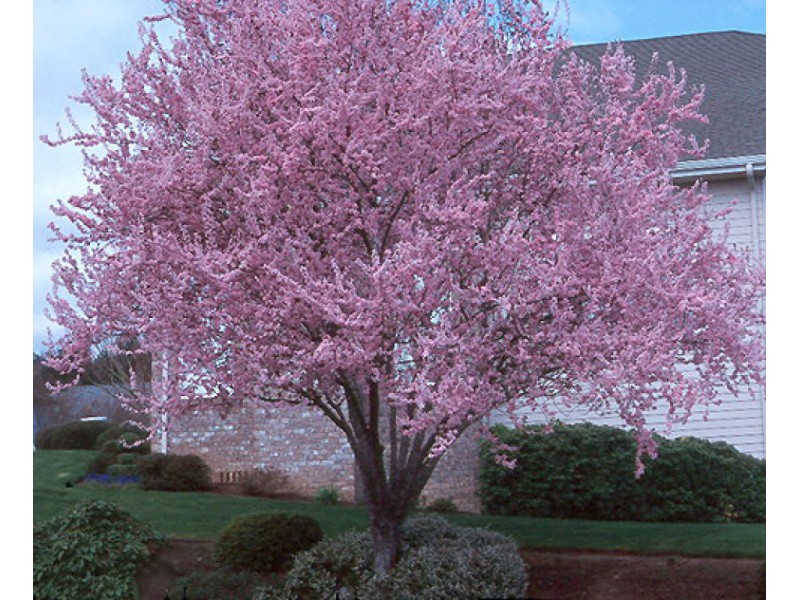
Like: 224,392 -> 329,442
31,0 -> 768,353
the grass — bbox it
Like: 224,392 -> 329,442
34,450 -> 369,540
34,450 -> 765,558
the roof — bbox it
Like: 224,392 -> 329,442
570,31 -> 765,161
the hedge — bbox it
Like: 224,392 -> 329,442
479,423 -> 765,523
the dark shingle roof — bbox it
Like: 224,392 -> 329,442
570,31 -> 765,161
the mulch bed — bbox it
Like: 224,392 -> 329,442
136,539 -> 216,600
521,549 -> 765,600
136,539 -> 766,600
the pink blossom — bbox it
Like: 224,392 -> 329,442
43,0 -> 764,572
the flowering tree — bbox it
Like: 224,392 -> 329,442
45,0 -> 764,572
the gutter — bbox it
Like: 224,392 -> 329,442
671,154 -> 766,184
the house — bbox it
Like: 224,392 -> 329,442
489,31 -> 766,459
167,31 -> 766,511
33,383 -> 141,444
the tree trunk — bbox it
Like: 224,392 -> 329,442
369,507 -> 404,575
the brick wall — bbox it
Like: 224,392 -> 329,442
417,424 -> 483,513
168,402 -> 357,502
168,402 -> 483,512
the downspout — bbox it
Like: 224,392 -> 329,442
746,163 -> 767,459
746,163 -> 762,262
160,352 -> 169,454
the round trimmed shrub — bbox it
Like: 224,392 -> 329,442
35,420 -> 116,450
215,512 -> 324,574
273,515 -> 527,599
137,453 -> 212,491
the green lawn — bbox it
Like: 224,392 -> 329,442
34,450 -> 765,558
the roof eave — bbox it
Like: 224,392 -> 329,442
671,154 -> 766,183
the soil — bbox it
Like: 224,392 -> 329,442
136,539 -> 766,600
520,549 -> 765,600
136,539 -> 216,600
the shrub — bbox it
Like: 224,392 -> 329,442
33,500 -> 160,600
271,515 -> 527,600
88,425 -> 150,475
106,463 -> 139,477
87,443 -> 144,476
137,453 -> 213,492
34,420 -> 116,450
637,436 -> 766,523
167,567 -> 276,600
116,452 -> 140,466
479,423 -> 766,523
238,467 -> 290,498
314,486 -> 340,505
425,497 -> 459,513
95,422 -> 150,450
137,452 -> 170,481
87,451 -> 120,475
215,512 -> 324,575
99,435 -> 151,456
119,432 -> 152,453
480,423 -> 642,520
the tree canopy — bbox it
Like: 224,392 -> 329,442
44,0 -> 764,572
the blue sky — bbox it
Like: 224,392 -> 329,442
32,0 -> 767,352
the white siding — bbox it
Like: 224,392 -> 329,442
490,174 -> 767,459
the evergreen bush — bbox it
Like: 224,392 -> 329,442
95,422 -> 150,449
137,453 -> 213,492
479,423 -> 766,523
87,451 -> 120,475
637,436 -> 766,522
33,500 -> 159,600
269,515 -> 527,599
215,512 -> 324,574
106,463 -> 139,477
34,420 -> 116,450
